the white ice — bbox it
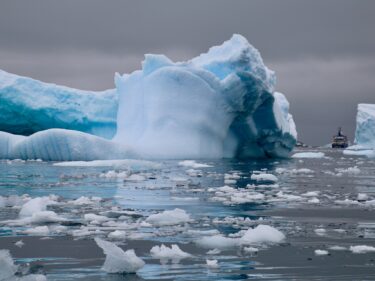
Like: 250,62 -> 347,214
350,245 -> 375,254
314,249 -> 329,256
0,249 -> 47,281
146,208 -> 191,226
150,244 -> 191,264
292,152 -> 325,159
94,238 -> 145,274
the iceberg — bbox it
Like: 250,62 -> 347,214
0,34 -> 297,160
354,104 -> 375,147
114,34 -> 297,158
0,69 -> 117,138
345,104 -> 375,157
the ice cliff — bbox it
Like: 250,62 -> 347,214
345,104 -> 375,156
0,69 -> 117,138
0,34 -> 297,160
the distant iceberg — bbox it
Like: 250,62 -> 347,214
345,104 -> 375,157
0,34 -> 297,160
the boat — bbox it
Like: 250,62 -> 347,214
332,127 -> 348,148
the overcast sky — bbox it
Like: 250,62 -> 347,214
1,0 -> 375,145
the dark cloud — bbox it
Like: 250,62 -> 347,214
1,0 -> 375,145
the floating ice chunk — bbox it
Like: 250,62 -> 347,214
314,228 -> 326,236
150,244 -> 191,264
0,249 -> 48,281
230,192 -> 265,204
196,235 -> 239,250
277,168 -> 314,174
0,250 -> 17,280
68,196 -> 101,205
240,225 -> 285,245
308,198 -> 320,204
243,246 -> 259,254
15,240 -> 24,248
95,238 -> 145,273
334,198 -> 359,205
125,174 -> 146,182
314,249 -> 329,256
251,173 -> 278,183
292,152 -> 325,159
206,259 -> 219,268
294,168 -> 314,173
350,245 -> 375,254
19,197 -> 57,218
329,246 -> 346,251
335,166 -> 360,175
185,169 -> 203,177
206,248 -> 221,255
178,160 -> 212,168
84,213 -> 110,223
27,211 -> 65,224
146,208 -> 191,226
275,191 -> 303,201
225,173 -> 241,180
275,168 -> 287,174
23,226 -> 50,236
71,227 -> 93,237
302,191 -> 320,197
100,170 -> 130,179
343,144 -> 374,156
357,193 -> 369,201
108,230 -> 126,240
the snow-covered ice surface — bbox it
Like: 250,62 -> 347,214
0,34 -> 297,160
1,148 -> 375,280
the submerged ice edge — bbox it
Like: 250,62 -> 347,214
0,34 -> 297,161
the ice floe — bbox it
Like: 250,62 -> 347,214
146,208 -> 191,226
95,238 -> 145,273
292,152 -> 325,158
0,249 -> 47,281
206,259 -> 219,268
314,249 -> 329,256
150,244 -> 191,264
350,245 -> 375,254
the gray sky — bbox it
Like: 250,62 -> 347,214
1,0 -> 375,145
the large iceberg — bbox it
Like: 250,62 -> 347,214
345,104 -> 375,156
114,34 -> 297,158
0,69 -> 117,138
0,34 -> 297,160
